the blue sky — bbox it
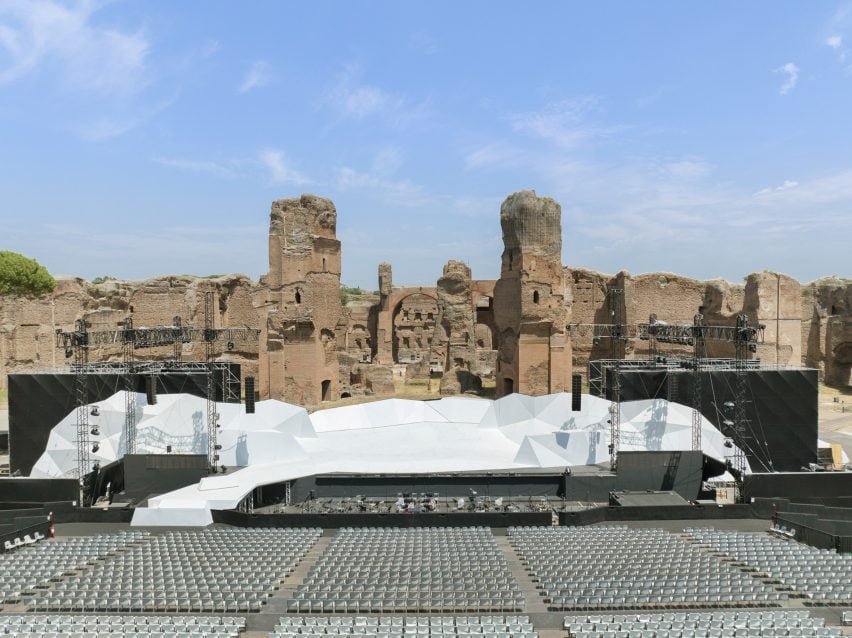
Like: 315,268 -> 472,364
1,1 -> 851,288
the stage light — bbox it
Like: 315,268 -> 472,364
214,444 -> 222,450
92,443 -> 100,453
90,427 -> 99,436
723,400 -> 735,414
65,346 -> 73,358
722,419 -> 735,429
227,340 -> 235,351
90,406 -> 99,417
592,337 -> 601,346
723,439 -> 733,448
749,343 -> 757,353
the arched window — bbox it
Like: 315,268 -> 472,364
322,257 -> 327,271
533,290 -> 540,304
295,289 -> 301,304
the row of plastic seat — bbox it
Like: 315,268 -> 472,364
272,616 -> 537,638
509,526 -> 783,610
0,531 -> 149,604
291,528 -> 521,612
563,609 -> 842,637
685,528 -> 852,603
26,528 -> 321,613
0,614 -> 245,637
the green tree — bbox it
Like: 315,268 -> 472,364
0,251 -> 56,297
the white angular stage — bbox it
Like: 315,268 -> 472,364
31,392 -> 748,526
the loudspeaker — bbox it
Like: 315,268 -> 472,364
571,373 -> 582,411
146,375 -> 157,406
245,376 -> 255,414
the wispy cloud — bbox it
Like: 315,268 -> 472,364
318,63 -> 430,127
775,62 -> 799,95
371,147 -> 403,175
754,179 -> 798,196
826,34 -> 847,63
0,0 -> 148,95
335,166 -> 425,207
238,60 -> 272,93
463,141 -> 526,170
320,63 -> 394,118
259,150 -> 312,186
150,156 -> 236,177
664,159 -> 713,179
409,30 -> 439,55
507,97 -> 617,149
75,95 -> 177,141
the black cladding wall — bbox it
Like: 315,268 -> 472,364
615,451 -> 705,500
593,365 -> 818,472
8,368 -> 240,476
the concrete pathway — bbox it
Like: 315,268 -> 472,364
245,530 -> 335,633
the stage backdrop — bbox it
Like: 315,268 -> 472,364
8,365 -> 240,476
592,364 -> 818,473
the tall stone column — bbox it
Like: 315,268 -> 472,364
437,260 -> 480,395
493,190 -> 571,397
264,194 -> 342,405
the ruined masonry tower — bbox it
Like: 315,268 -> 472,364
494,190 -> 571,397
262,194 -> 342,405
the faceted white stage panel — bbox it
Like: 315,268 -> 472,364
27,391 -> 750,526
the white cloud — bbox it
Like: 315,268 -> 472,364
775,62 -> 799,95
335,166 -> 425,206
259,150 -> 312,186
150,156 -> 235,177
508,97 -> 615,149
0,0 -> 148,95
463,141 -> 526,170
318,63 -> 429,127
826,34 -> 847,63
75,94 -> 176,141
320,64 -> 393,119
754,179 -> 798,196
371,147 -> 403,175
664,160 -> 713,179
238,60 -> 272,93
409,30 -> 439,55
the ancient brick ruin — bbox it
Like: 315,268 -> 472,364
1,189 -> 850,405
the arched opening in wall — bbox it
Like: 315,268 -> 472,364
533,290 -> 540,304
295,289 -> 301,304
340,392 -> 351,399
321,380 -> 331,402
831,305 -> 837,315
503,378 -> 514,395
323,257 -> 327,271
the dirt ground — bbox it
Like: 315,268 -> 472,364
818,383 -> 852,460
